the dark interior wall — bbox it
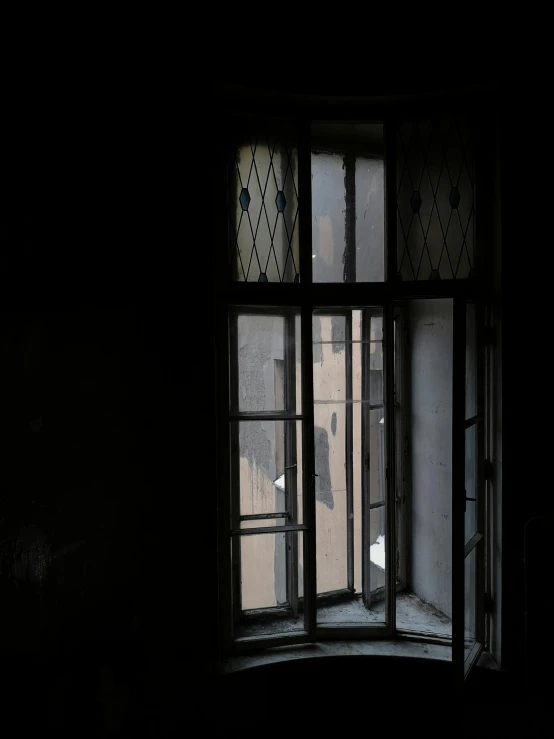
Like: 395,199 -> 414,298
8,70 -> 547,721
3,77 -> 218,727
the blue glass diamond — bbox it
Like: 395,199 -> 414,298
410,191 -> 422,213
258,272 -> 268,282
449,186 -> 460,209
430,269 -> 441,280
276,191 -> 286,212
239,188 -> 251,211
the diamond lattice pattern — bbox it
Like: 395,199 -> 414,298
397,119 -> 475,281
229,125 -> 299,282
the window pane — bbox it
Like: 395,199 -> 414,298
465,302 -> 477,419
236,313 -> 301,413
237,420 -> 302,525
464,545 -> 477,661
312,315 -> 347,401
369,409 -> 386,505
311,152 -> 346,283
235,532 -> 305,638
465,423 -> 477,545
314,402 -> 348,593
369,503 -> 386,593
311,124 -> 384,284
229,125 -> 299,283
313,307 -> 389,624
369,341 -> 383,405
355,158 -> 385,281
397,119 -> 475,281
371,315 -> 383,341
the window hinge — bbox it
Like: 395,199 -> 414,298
484,459 -> 494,481
484,593 -> 494,614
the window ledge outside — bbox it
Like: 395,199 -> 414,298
221,637 -> 451,675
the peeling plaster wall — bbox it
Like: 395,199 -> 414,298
408,299 -> 453,618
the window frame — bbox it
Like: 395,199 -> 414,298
215,109 -> 493,670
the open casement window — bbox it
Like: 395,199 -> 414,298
228,307 -> 310,645
217,112 -> 492,682
313,308 -> 391,632
452,298 -> 487,683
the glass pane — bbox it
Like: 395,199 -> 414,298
464,545 -> 477,661
465,423 -> 477,544
355,158 -> 385,281
465,303 -> 477,419
236,313 -> 300,413
313,307 -> 389,624
295,313 -> 302,415
311,152 -> 347,283
369,503 -> 386,593
238,420 -> 302,524
230,126 -> 299,283
397,119 -> 475,281
314,402 -> 348,593
369,409 -> 386,505
371,316 -> 383,341
369,342 -> 383,405
311,123 -> 385,284
312,315 -> 346,401
235,532 -> 305,638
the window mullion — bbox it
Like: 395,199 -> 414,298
345,312 -> 354,591
476,300 -> 487,645
343,153 -> 356,283
284,310 -> 299,617
361,308 -> 372,607
384,302 -> 397,635
228,312 -> 242,625
452,297 -> 466,689
298,116 -> 317,641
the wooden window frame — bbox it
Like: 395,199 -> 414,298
215,109 -> 494,679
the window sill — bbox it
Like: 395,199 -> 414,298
221,637 -> 451,675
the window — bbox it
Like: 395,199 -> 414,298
217,115 -> 493,682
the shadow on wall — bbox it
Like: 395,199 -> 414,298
314,426 -> 333,510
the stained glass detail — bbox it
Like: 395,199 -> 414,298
239,188 -> 251,211
228,122 -> 299,282
397,119 -> 475,281
410,191 -> 422,213
449,186 -> 460,210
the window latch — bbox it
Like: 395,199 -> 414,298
464,493 -> 477,513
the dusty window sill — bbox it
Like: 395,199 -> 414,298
221,638 -> 452,675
